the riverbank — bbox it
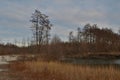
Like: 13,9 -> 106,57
1,52 -> 120,61
0,54 -> 120,80
66,52 -> 120,59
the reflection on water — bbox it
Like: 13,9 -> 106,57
63,58 -> 120,65
114,59 -> 120,64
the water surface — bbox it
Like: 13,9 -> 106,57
63,58 -> 120,65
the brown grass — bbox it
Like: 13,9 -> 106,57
10,61 -> 120,80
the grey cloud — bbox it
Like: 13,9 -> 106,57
0,0 -> 120,43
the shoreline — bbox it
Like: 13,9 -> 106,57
66,53 -> 120,59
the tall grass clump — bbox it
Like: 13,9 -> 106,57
10,61 -> 120,80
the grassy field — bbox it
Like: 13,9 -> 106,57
10,61 -> 120,80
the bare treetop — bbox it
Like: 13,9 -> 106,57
30,10 -> 52,45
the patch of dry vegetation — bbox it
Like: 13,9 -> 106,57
10,61 -> 120,80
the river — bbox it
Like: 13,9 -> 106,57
62,57 -> 120,65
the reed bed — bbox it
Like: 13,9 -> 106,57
10,61 -> 120,80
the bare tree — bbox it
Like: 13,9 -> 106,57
22,38 -> 26,47
69,31 -> 74,43
77,27 -> 82,43
30,10 -> 52,45
14,39 -> 18,46
51,35 -> 61,44
26,37 -> 31,46
83,23 -> 91,43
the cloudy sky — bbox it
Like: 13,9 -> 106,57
0,0 -> 120,43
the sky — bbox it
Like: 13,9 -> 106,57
0,0 -> 120,44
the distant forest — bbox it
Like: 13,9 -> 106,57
0,10 -> 120,59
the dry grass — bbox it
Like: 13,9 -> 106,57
10,61 -> 120,80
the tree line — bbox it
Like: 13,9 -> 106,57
0,10 -> 120,59
68,24 -> 120,52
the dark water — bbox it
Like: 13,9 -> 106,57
63,58 -> 120,65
